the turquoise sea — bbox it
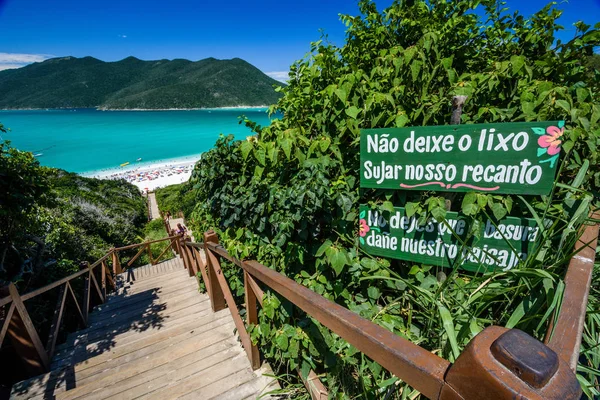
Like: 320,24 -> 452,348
0,108 -> 274,174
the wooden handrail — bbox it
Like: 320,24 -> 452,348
113,234 -> 181,251
0,234 -> 180,378
546,213 -> 600,370
186,226 -> 592,400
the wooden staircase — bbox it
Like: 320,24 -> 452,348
10,258 -> 278,399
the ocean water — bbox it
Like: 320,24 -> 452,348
0,108 -> 274,173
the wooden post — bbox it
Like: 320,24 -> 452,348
445,95 -> 468,211
5,283 -> 50,374
82,270 -> 91,324
451,95 -> 468,125
45,283 -> 68,359
182,244 -> 194,277
101,260 -> 108,299
244,271 -> 261,370
147,243 -> 155,265
203,230 -> 227,312
112,250 -> 122,275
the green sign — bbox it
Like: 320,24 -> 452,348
359,205 -> 538,272
360,121 -> 564,195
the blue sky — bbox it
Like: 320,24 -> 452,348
0,0 -> 598,81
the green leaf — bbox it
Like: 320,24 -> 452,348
572,159 -> 589,188
240,140 -> 253,161
253,148 -> 266,166
319,137 -> 331,152
275,332 -> 289,351
300,360 -> 311,379
405,202 -> 419,217
329,249 -> 347,276
345,106 -> 360,119
367,286 -> 381,300
462,203 -> 478,216
410,60 -> 423,82
510,55 -> 525,74
316,239 -> 332,257
438,303 -> 460,360
490,202 -> 507,220
556,99 -> 571,113
395,114 -> 409,127
382,201 -> 395,213
335,88 -> 347,103
280,138 -> 292,160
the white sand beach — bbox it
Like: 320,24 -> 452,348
82,154 -> 201,192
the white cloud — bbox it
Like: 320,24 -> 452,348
0,52 -> 51,63
0,53 -> 53,71
264,71 -> 289,83
118,34 -> 127,38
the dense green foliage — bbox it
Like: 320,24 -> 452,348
186,0 -> 600,398
155,183 -> 196,219
0,56 -> 283,109
0,141 -> 147,290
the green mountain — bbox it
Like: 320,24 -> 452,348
0,56 -> 283,109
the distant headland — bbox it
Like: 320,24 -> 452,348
0,56 -> 284,110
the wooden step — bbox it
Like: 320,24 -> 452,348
11,259 -> 279,400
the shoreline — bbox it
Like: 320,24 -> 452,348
0,106 -> 269,111
81,154 -> 202,192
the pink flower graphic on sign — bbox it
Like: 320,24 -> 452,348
537,125 -> 564,156
359,219 -> 370,237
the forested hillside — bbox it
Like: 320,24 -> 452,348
0,140 -> 147,291
0,56 -> 283,109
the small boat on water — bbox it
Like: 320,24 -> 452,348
120,162 -> 130,167
136,158 -> 142,162
34,153 -> 43,157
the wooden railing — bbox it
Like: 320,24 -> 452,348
0,235 -> 180,377
179,220 -> 599,400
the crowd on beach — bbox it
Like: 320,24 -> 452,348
99,164 -> 193,185
85,159 -> 198,192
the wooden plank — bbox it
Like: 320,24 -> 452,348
7,283 -> 50,373
246,274 -> 264,307
113,235 -> 180,251
20,268 -> 89,301
45,283 -> 68,359
0,302 -> 15,347
301,369 -> 329,400
20,319 -> 236,399
177,366 -> 258,400
127,244 -> 148,267
547,214 -> 600,370
204,231 -> 226,312
82,271 -> 91,324
207,250 -> 254,369
48,335 -> 240,400
0,295 -> 12,308
136,353 -> 251,399
112,251 -> 123,275
89,269 -> 104,303
193,247 -> 212,299
53,302 -> 222,365
66,282 -> 86,328
103,262 -> 115,289
244,271 -> 260,370
53,316 -> 234,375
242,260 -> 450,400
101,261 -> 108,298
